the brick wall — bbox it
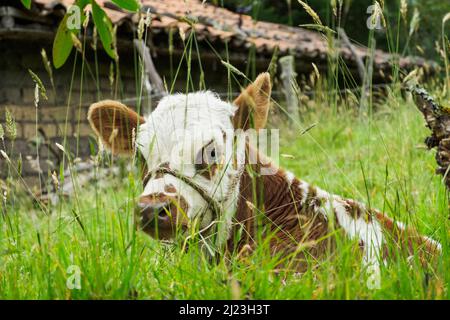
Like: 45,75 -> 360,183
0,34 -> 268,188
0,39 -> 140,186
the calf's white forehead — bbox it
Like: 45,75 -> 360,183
136,91 -> 237,162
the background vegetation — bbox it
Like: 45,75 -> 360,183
221,0 -> 450,60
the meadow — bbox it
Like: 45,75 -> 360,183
1,91 -> 448,299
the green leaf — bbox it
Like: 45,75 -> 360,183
21,0 -> 31,9
111,0 -> 140,12
52,14 -> 74,69
91,0 -> 117,60
76,0 -> 91,8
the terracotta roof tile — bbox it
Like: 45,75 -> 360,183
29,0 -> 437,73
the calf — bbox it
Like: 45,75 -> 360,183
88,73 -> 441,288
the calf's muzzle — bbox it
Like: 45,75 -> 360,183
137,201 -> 171,225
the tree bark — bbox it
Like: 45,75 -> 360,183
409,85 -> 450,191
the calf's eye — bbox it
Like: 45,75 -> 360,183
210,148 -> 216,161
194,141 -> 220,177
203,145 -> 218,164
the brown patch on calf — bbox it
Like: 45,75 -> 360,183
233,73 -> 271,131
342,199 -> 371,220
195,162 -> 218,180
164,184 -> 177,193
303,185 -> 323,211
375,212 -> 440,265
227,144 -> 337,272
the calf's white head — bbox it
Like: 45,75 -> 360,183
88,73 -> 271,241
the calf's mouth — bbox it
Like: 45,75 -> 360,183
135,193 -> 189,240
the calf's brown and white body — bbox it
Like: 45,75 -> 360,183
88,73 -> 440,288
229,150 -> 441,287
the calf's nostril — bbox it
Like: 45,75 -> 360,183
156,206 -> 169,218
137,202 -> 171,223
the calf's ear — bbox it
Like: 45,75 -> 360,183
233,72 -> 271,131
88,100 -> 145,155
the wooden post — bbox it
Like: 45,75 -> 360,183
133,39 -> 167,113
338,28 -> 374,113
362,38 -> 376,114
338,28 -> 365,81
279,55 -> 300,124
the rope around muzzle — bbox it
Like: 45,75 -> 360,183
143,167 -> 223,223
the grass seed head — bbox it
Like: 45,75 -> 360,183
71,33 -> 83,53
400,0 -> 408,24
5,108 -> 17,140
34,84 -> 39,108
91,26 -> 98,50
0,150 -> 10,163
28,69 -> 48,100
298,0 -> 323,25
83,10 -> 90,29
409,8 -> 420,36
138,13 -> 145,40
51,171 -> 59,190
40,48 -> 53,79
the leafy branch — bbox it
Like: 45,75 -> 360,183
21,0 -> 140,68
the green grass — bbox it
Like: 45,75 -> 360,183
1,93 -> 448,299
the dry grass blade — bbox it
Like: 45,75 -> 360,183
0,150 -> 10,162
55,143 -> 66,153
312,63 -> 320,80
443,12 -> 450,93
444,12 -> 450,24
299,24 -> 335,34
